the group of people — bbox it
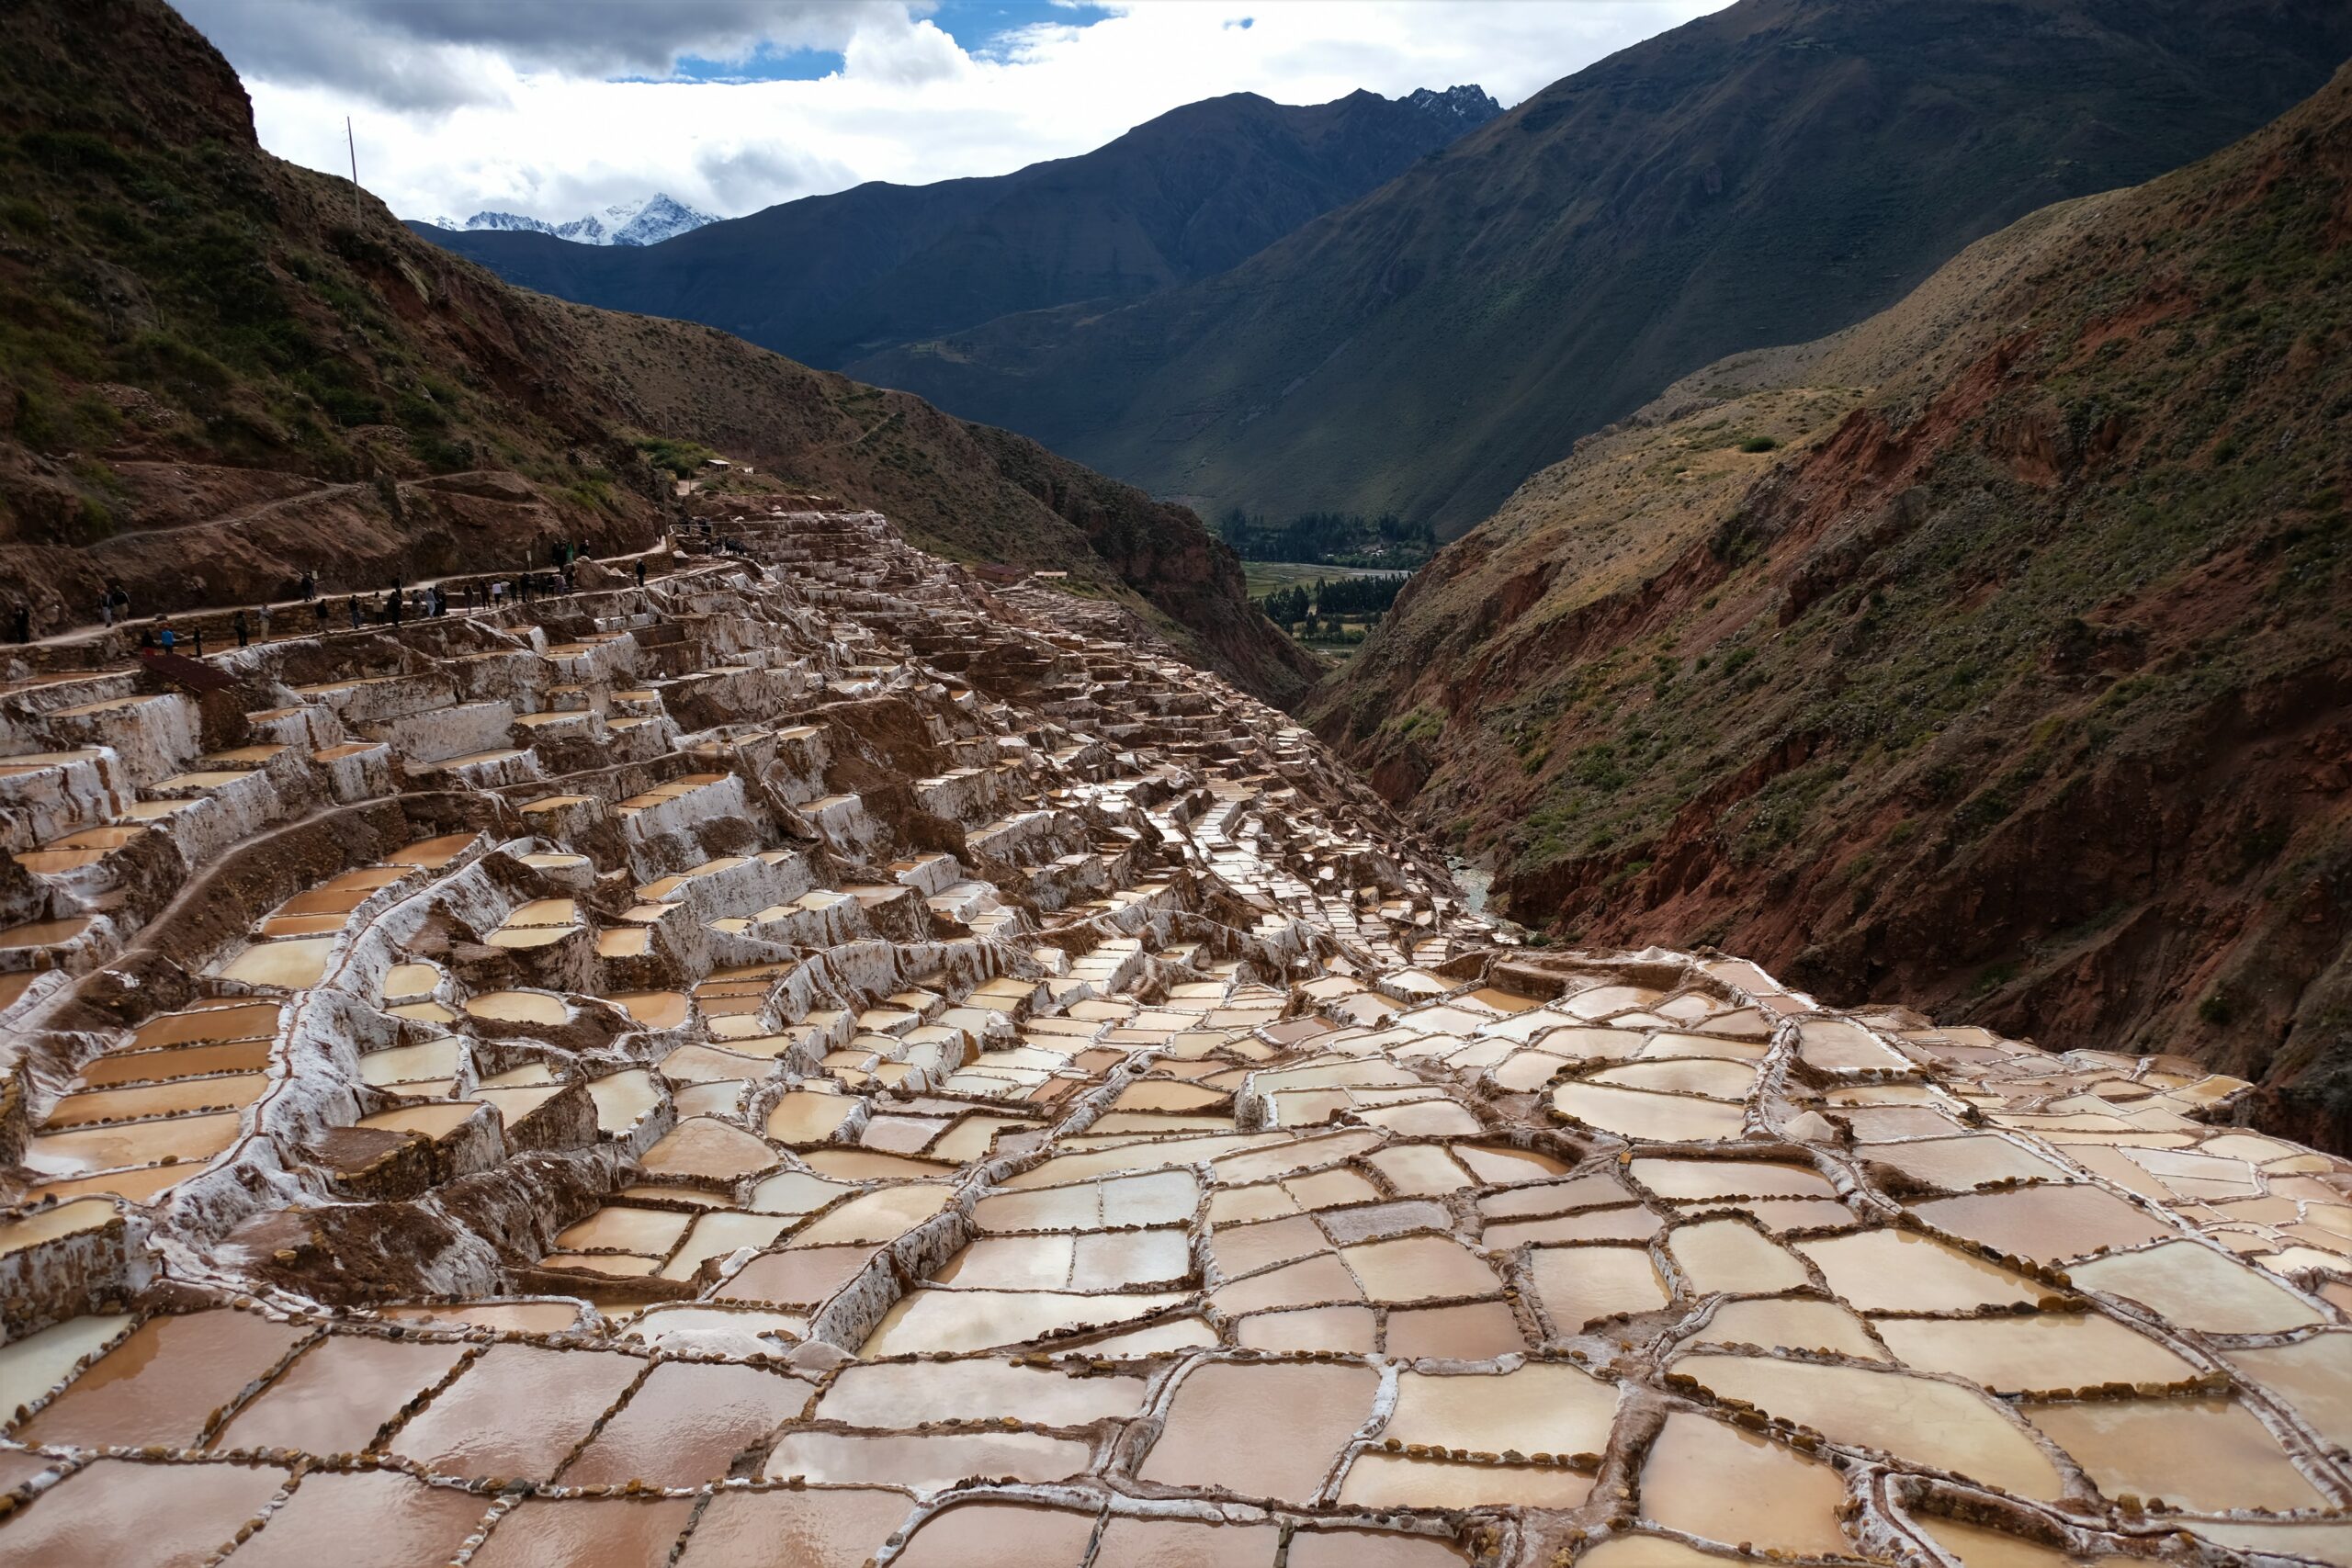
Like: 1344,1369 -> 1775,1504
5,537 -> 674,659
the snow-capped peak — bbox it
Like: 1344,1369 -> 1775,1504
423,192 -> 719,247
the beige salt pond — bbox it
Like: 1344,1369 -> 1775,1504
565,1361 -> 809,1488
17,1309 -> 305,1448
1385,1362 -> 1618,1456
639,1117 -> 781,1185
1631,1157 -> 1834,1201
1666,1218 -> 1810,1294
1908,1182 -> 2176,1261
1141,1359 -> 1376,1502
763,1428 -> 1091,1493
2069,1239 -> 2324,1333
1873,1313 -> 2198,1394
1675,1352 -> 2064,1499
389,1343 -> 642,1481
1794,1227 -> 2042,1313
20,1109 -> 243,1179
0,1314 -> 131,1418
610,990 -> 690,1029
215,935 -> 338,987
2223,1333 -> 2352,1446
1338,1452 -> 1593,1510
814,1357 -> 1146,1427
0,911 -> 90,949
1637,1412 -> 1853,1556
42,1072 -> 268,1126
766,1089 -> 857,1145
465,990 -> 570,1026
1589,1057 -> 1758,1100
67,1039 -> 272,1092
1691,1294 -> 1887,1359
1528,1244 -> 1670,1330
2024,1395 -> 2326,1512
861,1288 -> 1189,1355
211,1332 -> 469,1454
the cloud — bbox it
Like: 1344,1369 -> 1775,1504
185,1 -> 1733,222
172,0 -> 911,107
843,17 -> 968,87
693,140 -> 863,213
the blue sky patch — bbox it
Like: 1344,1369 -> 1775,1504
658,2 -> 1117,83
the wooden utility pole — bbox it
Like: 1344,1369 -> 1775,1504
346,117 -> 360,228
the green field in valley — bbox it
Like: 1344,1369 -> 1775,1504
1239,559 -> 1399,599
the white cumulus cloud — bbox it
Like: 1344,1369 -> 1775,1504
173,1 -> 1731,225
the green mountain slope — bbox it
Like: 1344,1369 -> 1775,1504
1312,62 -> 2352,1144
412,86 -> 1500,371
0,0 -> 1315,704
852,0 -> 2352,536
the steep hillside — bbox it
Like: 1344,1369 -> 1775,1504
854,0 -> 2352,535
1313,64 -> 2352,1143
0,0 -> 1313,704
413,86 -> 1500,371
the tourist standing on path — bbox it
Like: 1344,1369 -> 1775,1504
635,558 -> 646,588
347,596 -> 361,630
300,570 -> 315,601
11,603 -> 30,644
98,592 -> 114,628
157,618 -> 175,653
233,611 -> 249,649
191,626 -> 203,657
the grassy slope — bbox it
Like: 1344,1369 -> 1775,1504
1313,65 -> 2352,1143
0,0 -> 1312,705
851,0 -> 2352,536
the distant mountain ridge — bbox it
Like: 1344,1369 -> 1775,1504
411,85 -> 1502,370
847,0 -> 2352,535
421,192 -> 718,247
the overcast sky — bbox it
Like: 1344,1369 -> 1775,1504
172,1 -> 1730,225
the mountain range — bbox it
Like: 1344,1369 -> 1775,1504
851,0 -> 2352,534
420,1 -> 2352,543
420,193 -> 719,248
1315,60 -> 2352,1145
0,0 -> 1314,704
411,85 -> 1501,374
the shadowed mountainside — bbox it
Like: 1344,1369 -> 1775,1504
411,85 -> 1501,372
1313,62 -> 2352,1145
0,0 -> 1316,705
852,0 -> 2352,536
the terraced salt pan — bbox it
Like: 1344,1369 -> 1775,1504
3,509 -> 2340,1564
